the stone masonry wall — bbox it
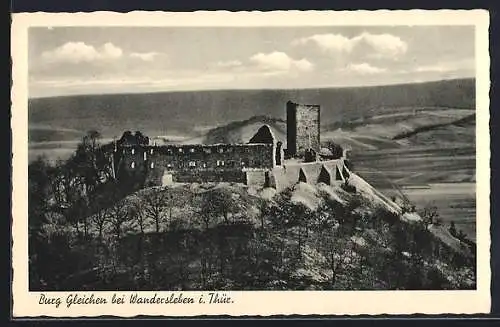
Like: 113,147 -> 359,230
271,159 -> 346,191
286,101 -> 320,157
295,104 -> 320,157
118,143 -> 274,186
246,170 -> 267,188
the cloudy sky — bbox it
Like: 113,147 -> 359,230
28,26 -> 475,98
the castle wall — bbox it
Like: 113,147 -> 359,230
246,171 -> 267,188
118,143 -> 274,186
272,159 -> 346,191
145,166 -> 248,186
120,143 -> 274,172
173,169 -> 247,184
286,101 -> 320,157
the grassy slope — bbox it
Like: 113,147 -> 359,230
35,179 -> 475,291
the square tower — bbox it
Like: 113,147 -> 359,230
286,101 -> 321,157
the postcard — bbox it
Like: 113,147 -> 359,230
11,10 -> 491,317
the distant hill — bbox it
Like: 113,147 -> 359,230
198,115 -> 287,145
194,106 -> 475,152
29,78 -> 475,143
392,113 -> 475,147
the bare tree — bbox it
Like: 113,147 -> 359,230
108,201 -> 130,240
129,197 -> 147,235
189,192 -> 209,231
142,190 -> 168,233
135,206 -> 147,235
202,188 -> 236,225
420,205 -> 439,225
88,185 -> 119,241
258,200 -> 272,230
91,203 -> 110,241
324,237 -> 353,287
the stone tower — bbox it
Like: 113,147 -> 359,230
286,101 -> 321,157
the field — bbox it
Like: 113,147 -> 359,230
351,148 -> 476,241
337,105 -> 476,241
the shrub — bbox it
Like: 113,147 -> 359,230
341,182 -> 356,193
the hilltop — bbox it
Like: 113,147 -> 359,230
31,172 -> 475,291
178,115 -> 287,145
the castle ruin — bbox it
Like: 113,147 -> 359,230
110,101 -> 349,191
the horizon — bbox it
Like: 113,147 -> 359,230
29,76 -> 474,100
29,26 -> 475,98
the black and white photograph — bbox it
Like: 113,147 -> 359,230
12,10 -> 490,316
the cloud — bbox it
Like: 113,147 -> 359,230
343,63 -> 387,75
292,32 -> 408,58
292,34 -> 354,52
249,51 -> 314,72
414,58 -> 475,73
415,65 -> 453,73
214,60 -> 243,68
41,42 -> 123,64
354,33 -> 408,57
129,52 -> 160,62
30,71 -> 240,91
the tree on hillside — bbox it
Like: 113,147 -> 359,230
339,195 -> 365,234
51,160 -> 72,208
315,196 -> 345,229
258,200 -> 274,230
130,199 -> 147,235
193,196 -> 212,231
290,204 -> 315,259
143,190 -> 168,233
80,181 -> 120,240
90,195 -> 111,241
74,131 -> 100,183
71,196 -> 91,238
28,156 -> 55,289
325,141 -> 344,159
448,221 -> 457,237
201,188 -> 237,225
51,159 -> 91,235
322,235 -> 352,288
70,130 -> 116,198
421,205 -> 439,225
108,201 -> 130,240
28,156 -> 53,231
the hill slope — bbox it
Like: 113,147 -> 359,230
183,115 -> 287,145
29,78 -> 474,143
32,176 -> 475,291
